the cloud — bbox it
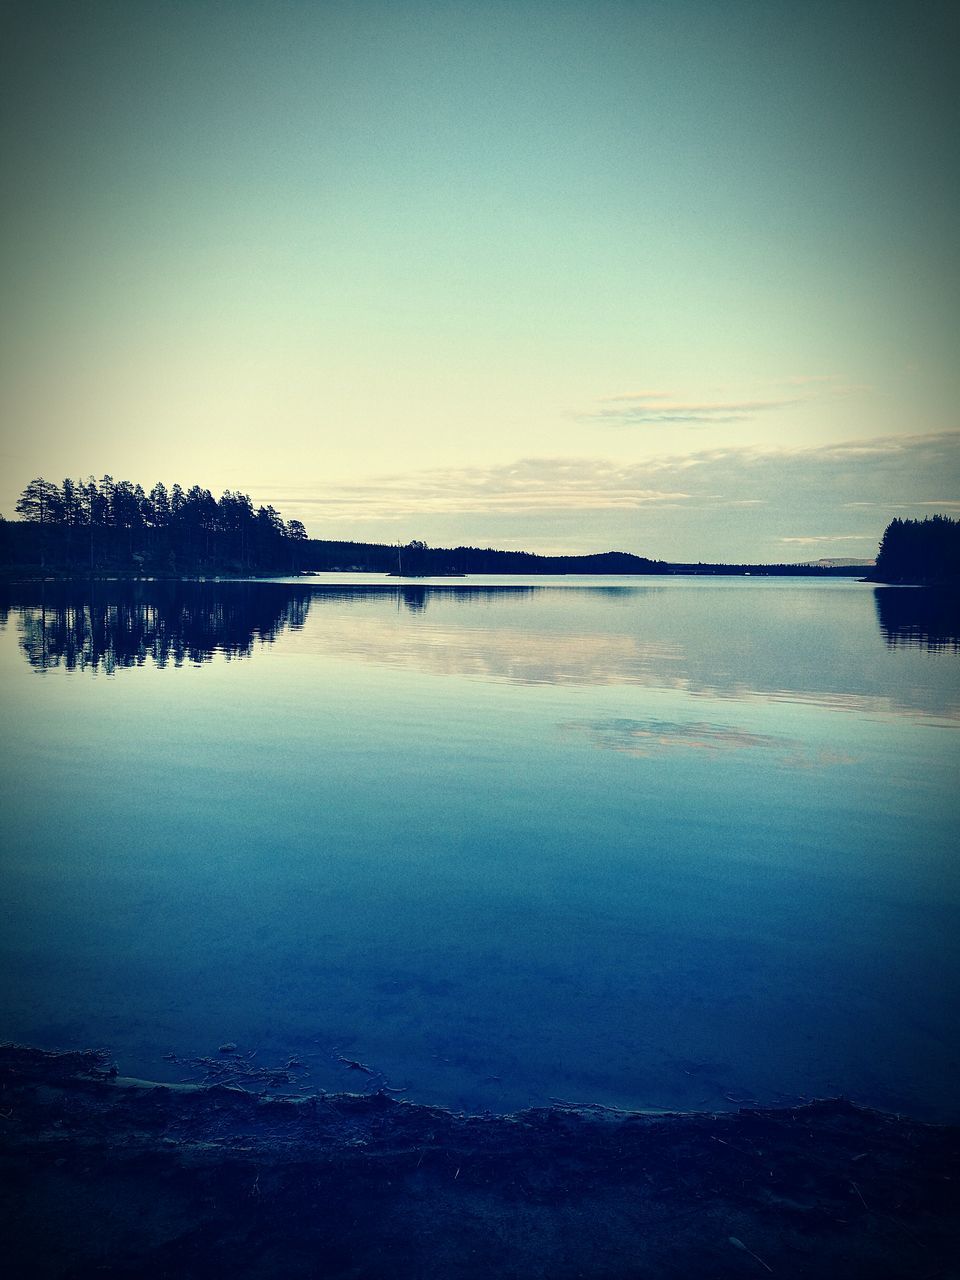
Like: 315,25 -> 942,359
779,535 -> 877,545
272,430 -> 960,520
579,392 -> 801,425
272,458 -> 692,522
266,429 -> 959,562
577,374 -> 875,426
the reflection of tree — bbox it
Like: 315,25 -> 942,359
5,582 -> 312,674
874,588 -> 960,652
400,587 -> 428,613
322,584 -> 540,614
1,582 -> 549,674
0,583 -> 560,675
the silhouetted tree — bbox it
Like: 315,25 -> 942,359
147,482 -> 170,527
15,478 -> 62,565
60,478 -> 84,528
872,515 -> 960,585
5,473 -> 313,575
16,477 -> 62,525
287,519 -> 307,572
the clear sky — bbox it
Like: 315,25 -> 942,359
1,0 -> 957,561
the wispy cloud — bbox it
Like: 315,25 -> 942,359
579,391 -> 800,425
272,458 -> 691,522
779,535 -> 876,546
577,374 -> 873,427
267,429 -> 959,561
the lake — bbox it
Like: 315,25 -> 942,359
0,575 -> 957,1120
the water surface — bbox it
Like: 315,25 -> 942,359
1,576 -> 957,1118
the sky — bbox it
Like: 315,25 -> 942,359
1,0 -> 957,562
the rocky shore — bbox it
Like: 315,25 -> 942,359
1,1045 -> 958,1278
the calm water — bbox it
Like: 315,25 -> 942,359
1,576 -> 958,1119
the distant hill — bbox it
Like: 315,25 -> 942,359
300,540 -> 871,577
794,557 -> 875,569
301,540 -> 665,576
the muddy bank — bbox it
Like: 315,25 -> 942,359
1,1045 -> 958,1279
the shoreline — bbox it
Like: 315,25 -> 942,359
2,1044 -> 958,1278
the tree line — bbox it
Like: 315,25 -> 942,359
299,541 -> 667,575
4,475 -> 308,574
7,475 -> 955,582
870,515 -> 960,585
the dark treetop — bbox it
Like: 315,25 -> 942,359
868,514 -> 960,586
4,475 -> 308,576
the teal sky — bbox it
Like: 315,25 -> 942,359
1,0 -> 957,561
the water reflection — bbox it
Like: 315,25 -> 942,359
874,587 -> 960,652
2,577 -> 958,1122
0,581 -> 312,673
562,717 -> 859,770
1,580 -> 957,723
0,581 -> 542,673
393,584 -> 538,613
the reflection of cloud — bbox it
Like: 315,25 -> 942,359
280,588 -> 960,723
297,608 -> 684,686
562,717 -> 859,769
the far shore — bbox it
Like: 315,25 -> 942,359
0,562 -> 876,582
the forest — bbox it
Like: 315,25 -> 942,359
0,476 -> 667,576
869,514 -> 960,585
2,475 -> 308,575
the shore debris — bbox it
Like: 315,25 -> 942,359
2,1045 -> 958,1279
729,1236 -> 774,1272
164,1047 -> 310,1091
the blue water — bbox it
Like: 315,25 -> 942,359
0,576 -> 957,1118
